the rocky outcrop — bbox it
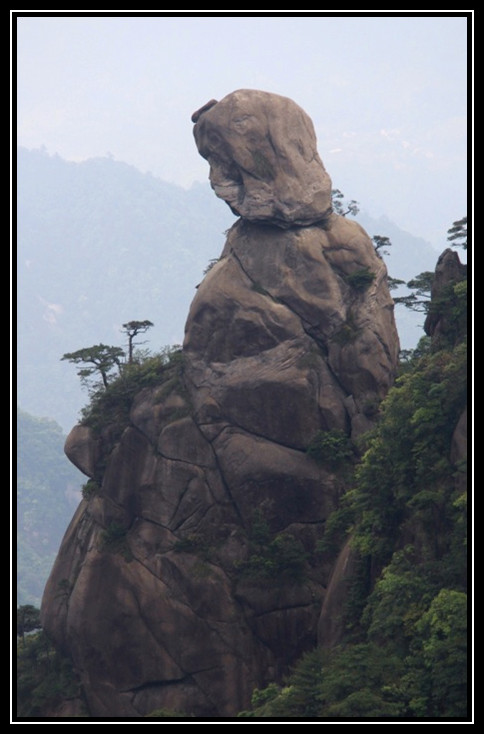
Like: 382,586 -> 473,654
192,89 -> 333,228
424,247 -> 466,347
41,91 -> 399,718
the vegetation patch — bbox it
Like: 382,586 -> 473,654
235,511 -> 308,584
307,429 -> 355,469
173,533 -> 214,561
203,257 -> 221,275
331,312 -> 360,345
100,522 -> 133,561
81,479 -> 99,500
238,256 -> 467,718
17,624 -> 86,717
344,267 -> 376,292
79,345 -> 185,438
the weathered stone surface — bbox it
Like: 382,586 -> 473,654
317,538 -> 358,649
192,89 -> 333,227
42,91 -> 400,718
451,407 -> 467,494
185,218 -> 398,440
43,212 -> 398,716
424,247 -> 466,344
63,424 -> 100,478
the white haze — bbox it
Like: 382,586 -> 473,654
15,11 -> 469,251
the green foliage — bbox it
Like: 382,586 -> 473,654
411,589 -> 467,716
387,275 -> 405,291
17,605 -> 41,640
331,189 -> 360,217
61,343 -> 125,391
447,216 -> 467,250
361,548 -> 434,651
100,521 -> 126,544
398,335 -> 431,368
100,522 -> 133,561
203,257 -> 220,275
17,630 -> 84,717
344,268 -> 376,292
426,279 -> 467,350
237,534 -> 308,583
394,271 -> 434,313
250,682 -> 281,708
307,429 -> 355,469
81,479 -> 99,500
240,271 -> 467,719
173,533 -> 214,561
80,344 -> 184,438
350,341 -> 466,570
236,511 -> 308,584
121,319 -> 154,364
316,499 -> 355,556
331,311 -> 360,345
372,235 -> 392,256
241,645 -> 404,718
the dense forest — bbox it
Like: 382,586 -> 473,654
239,344 -> 467,718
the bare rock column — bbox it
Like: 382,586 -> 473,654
41,90 -> 400,718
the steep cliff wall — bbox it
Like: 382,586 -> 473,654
41,91 -> 400,718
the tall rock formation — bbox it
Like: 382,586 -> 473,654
41,90 -> 399,718
191,89 -> 333,228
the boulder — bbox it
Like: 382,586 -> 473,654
424,247 -> 466,345
192,89 -> 333,227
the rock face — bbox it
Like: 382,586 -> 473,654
41,92 -> 399,718
192,89 -> 333,228
424,247 -> 466,346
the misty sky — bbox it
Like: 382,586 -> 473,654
15,12 -> 469,249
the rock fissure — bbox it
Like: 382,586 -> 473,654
199,438 -> 248,531
231,244 -> 333,343
171,500 -> 214,533
120,675 -> 191,694
220,416 -> 312,454
252,599 -> 320,618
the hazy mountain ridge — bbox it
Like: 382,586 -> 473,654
17,147 -> 439,431
17,407 -> 84,606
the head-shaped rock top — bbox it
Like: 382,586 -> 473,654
192,89 -> 333,228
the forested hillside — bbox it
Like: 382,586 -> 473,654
17,147 -> 438,432
239,248 -> 468,719
17,408 -> 84,606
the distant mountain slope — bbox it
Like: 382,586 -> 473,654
17,407 -> 84,606
17,147 -> 439,431
17,147 -> 235,430
357,211 -> 442,350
